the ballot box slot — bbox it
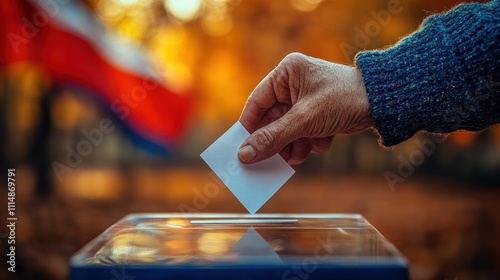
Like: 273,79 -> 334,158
190,219 -> 298,225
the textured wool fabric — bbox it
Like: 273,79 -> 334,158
356,0 -> 500,147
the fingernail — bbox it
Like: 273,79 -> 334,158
238,145 -> 256,163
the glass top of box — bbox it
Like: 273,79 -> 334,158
71,213 -> 407,268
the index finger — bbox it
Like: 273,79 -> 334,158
239,70 -> 278,133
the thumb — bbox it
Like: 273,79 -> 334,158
238,111 -> 301,164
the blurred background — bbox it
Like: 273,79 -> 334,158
0,0 -> 499,279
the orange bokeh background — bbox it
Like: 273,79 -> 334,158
0,1 -> 498,280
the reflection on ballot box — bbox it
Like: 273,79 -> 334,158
70,213 -> 408,280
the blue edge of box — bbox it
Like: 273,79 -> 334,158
70,263 -> 409,280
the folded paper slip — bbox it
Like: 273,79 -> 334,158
200,121 -> 295,214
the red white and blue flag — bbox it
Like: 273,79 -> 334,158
0,0 -> 192,154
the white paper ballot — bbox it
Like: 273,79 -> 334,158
200,121 -> 295,214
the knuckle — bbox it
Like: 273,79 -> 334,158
254,129 -> 277,152
280,52 -> 312,94
281,52 -> 309,72
283,52 -> 307,64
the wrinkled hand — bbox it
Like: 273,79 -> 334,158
238,52 -> 373,165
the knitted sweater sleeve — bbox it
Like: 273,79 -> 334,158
355,0 -> 500,147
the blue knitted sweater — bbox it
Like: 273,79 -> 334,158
355,0 -> 500,147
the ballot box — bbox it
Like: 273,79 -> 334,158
69,213 -> 408,280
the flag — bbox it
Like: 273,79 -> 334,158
0,0 -> 192,154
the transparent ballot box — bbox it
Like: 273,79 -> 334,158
69,213 -> 408,280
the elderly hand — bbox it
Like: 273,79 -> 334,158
238,52 -> 374,165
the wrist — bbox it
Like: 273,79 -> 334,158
351,66 -> 374,131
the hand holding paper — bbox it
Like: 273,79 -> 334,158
237,53 -> 372,164
200,121 -> 295,214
